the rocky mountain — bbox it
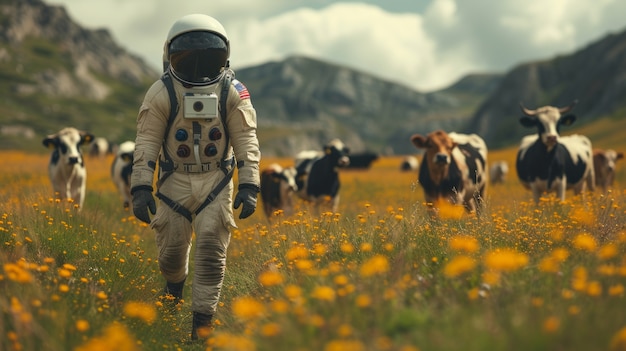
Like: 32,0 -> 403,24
238,57 -> 501,155
0,0 -> 499,156
466,28 -> 626,148
0,0 -> 158,150
2,0 -> 625,157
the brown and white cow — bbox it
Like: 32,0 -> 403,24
516,101 -> 595,203
111,141 -> 136,209
260,163 -> 298,219
43,127 -> 94,209
410,130 -> 488,214
593,148 -> 623,193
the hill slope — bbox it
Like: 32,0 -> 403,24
466,28 -> 626,148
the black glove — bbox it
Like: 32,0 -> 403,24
233,184 -> 259,219
131,186 -> 156,224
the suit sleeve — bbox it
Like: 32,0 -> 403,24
226,84 -> 261,188
131,81 -> 170,190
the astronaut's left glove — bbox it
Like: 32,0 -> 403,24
233,183 -> 260,219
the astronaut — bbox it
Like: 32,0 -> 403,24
130,14 -> 261,340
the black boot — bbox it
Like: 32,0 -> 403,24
191,312 -> 213,340
159,279 -> 185,313
164,279 -> 185,301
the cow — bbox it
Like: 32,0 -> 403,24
294,139 -> 350,214
410,130 -> 488,215
489,160 -> 509,185
345,151 -> 379,169
260,163 -> 298,219
400,156 -> 419,172
89,137 -> 110,158
515,100 -> 595,203
42,127 -> 94,209
593,148 -> 623,193
111,141 -> 135,208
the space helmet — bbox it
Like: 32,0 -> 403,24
163,14 -> 229,86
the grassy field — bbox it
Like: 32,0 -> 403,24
1,146 -> 626,351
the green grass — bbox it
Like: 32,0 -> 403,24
1,152 -> 626,351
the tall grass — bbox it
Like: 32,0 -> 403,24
1,150 -> 626,351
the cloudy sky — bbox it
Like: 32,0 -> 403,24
48,0 -> 626,92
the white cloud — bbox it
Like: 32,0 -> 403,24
46,0 -> 626,92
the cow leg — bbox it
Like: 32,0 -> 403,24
556,178 -> 567,202
330,194 -> 340,213
530,183 -> 542,204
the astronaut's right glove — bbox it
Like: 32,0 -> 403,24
131,186 -> 156,224
233,183 -> 260,219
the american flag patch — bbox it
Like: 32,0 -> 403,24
233,79 -> 250,100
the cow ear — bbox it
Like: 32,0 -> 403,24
121,154 -> 133,162
43,137 -> 57,149
410,134 -> 427,149
559,114 -> 576,126
617,152 -> 624,160
80,132 -> 95,145
519,116 -> 537,128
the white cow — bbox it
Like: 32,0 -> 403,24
111,141 -> 136,208
489,160 -> 509,185
42,127 -> 94,209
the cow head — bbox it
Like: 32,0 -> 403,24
117,141 -> 136,163
281,167 -> 299,192
43,127 -> 94,165
598,149 -> 624,172
519,100 -> 578,149
324,139 -> 350,168
410,130 -> 456,184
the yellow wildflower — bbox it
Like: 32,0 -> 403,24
258,270 -> 284,287
232,296 -> 265,321
443,255 -> 476,277
572,233 -> 597,252
449,235 -> 479,253
610,326 -> 626,351
4,263 -> 33,283
261,322 -> 281,337
123,301 -> 157,324
359,255 -> 389,277
286,246 -> 309,261
311,286 -> 336,302
76,320 -> 90,332
598,243 -> 618,260
543,316 -> 560,333
324,339 -> 365,351
483,249 -> 528,272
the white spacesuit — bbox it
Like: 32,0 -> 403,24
130,14 -> 261,340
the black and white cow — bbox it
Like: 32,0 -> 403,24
345,151 -> 379,169
111,141 -> 135,208
516,101 -> 595,203
89,137 -> 110,158
410,130 -> 488,214
294,139 -> 350,213
260,163 -> 299,219
42,127 -> 94,209
400,156 -> 419,172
